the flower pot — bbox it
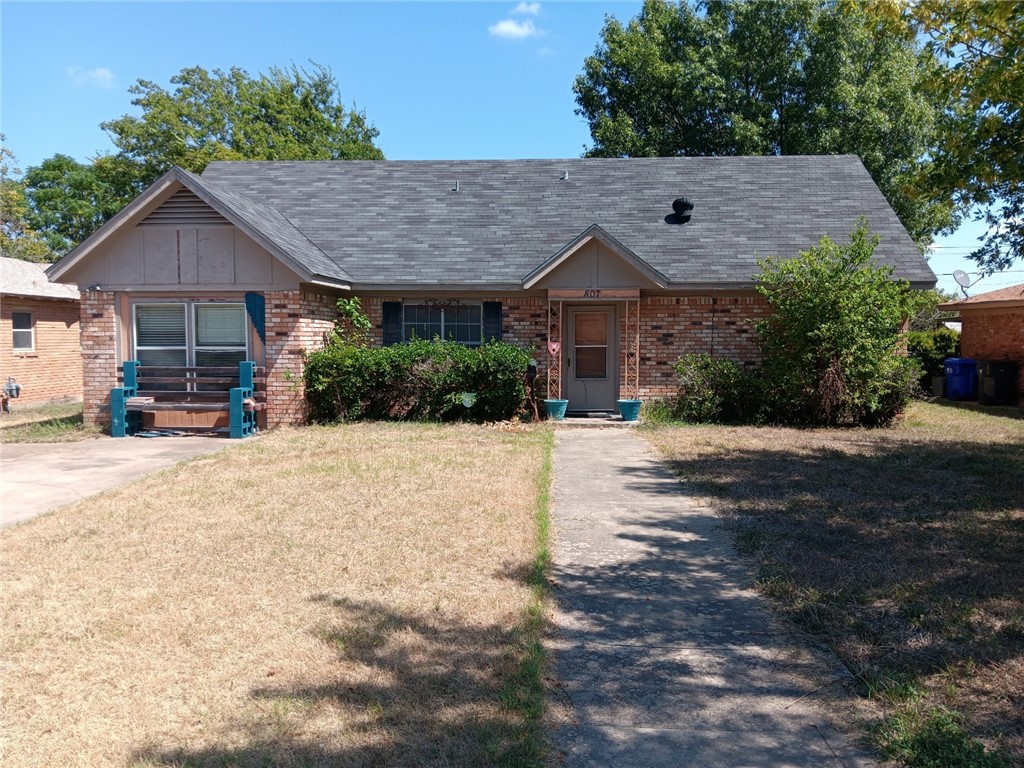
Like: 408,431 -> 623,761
544,399 -> 569,421
617,399 -> 642,422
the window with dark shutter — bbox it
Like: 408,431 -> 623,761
382,302 -> 402,346
483,302 -> 502,342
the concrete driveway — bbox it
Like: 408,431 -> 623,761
1,435 -> 235,527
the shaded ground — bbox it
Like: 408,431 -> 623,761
643,402 -> 1023,765
1,423 -> 550,768
549,430 -> 877,767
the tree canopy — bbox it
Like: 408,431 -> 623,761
911,0 -> 1024,272
573,0 -> 956,245
23,62 -> 383,255
0,140 -> 56,262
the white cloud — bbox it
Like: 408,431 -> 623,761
512,2 -> 541,15
488,18 -> 540,39
67,66 -> 115,89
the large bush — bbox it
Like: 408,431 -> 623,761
908,328 -> 961,387
755,220 -> 917,426
305,338 -> 532,423
672,354 -> 746,423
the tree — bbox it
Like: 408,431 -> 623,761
24,62 -> 383,255
0,139 -> 55,262
101,62 -> 383,181
573,0 -> 956,245
755,220 -> 916,426
912,1 -> 1024,272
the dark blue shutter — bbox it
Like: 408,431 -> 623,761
382,302 -> 402,346
244,292 -> 266,344
483,301 -> 502,342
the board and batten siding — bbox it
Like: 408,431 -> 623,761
58,189 -> 305,292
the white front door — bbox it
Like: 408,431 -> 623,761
565,305 -> 617,412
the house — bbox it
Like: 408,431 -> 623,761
1,257 -> 82,409
939,283 -> 1024,398
46,156 -> 934,428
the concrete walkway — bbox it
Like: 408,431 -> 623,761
549,430 -> 877,767
1,435 -> 233,527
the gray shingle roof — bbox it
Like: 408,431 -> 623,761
1,257 -> 79,300
200,156 -> 934,289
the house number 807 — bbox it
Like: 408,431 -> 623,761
583,289 -> 601,298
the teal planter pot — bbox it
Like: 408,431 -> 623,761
617,399 -> 642,422
544,399 -> 569,421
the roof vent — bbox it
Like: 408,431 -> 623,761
560,169 -> 569,181
672,197 -> 694,223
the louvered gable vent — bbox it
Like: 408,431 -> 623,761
139,189 -> 231,227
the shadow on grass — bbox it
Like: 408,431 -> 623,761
928,398 -> 1024,421
643,430 -> 1023,757
132,596 -> 542,768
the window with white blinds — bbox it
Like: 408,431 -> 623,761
133,302 -> 247,367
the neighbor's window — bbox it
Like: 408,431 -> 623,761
11,312 -> 33,351
133,302 -> 247,366
402,303 -> 482,346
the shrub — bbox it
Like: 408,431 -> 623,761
304,338 -> 532,423
755,220 -> 917,427
908,328 -> 961,388
672,354 -> 746,423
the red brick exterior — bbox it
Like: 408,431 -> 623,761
264,290 -> 338,427
0,296 -> 83,408
79,290 -> 339,429
634,294 -> 769,398
356,292 -> 768,402
79,291 -> 118,426
959,307 -> 1024,395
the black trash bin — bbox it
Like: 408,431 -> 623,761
979,360 -> 1019,406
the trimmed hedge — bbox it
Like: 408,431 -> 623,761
304,339 -> 532,423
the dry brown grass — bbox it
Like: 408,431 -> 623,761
1,422 -> 552,767
643,401 -> 1024,764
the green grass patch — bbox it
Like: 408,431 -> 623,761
492,426 -> 554,768
875,700 -> 1010,768
0,403 -> 100,443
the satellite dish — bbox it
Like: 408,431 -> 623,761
953,270 -> 972,288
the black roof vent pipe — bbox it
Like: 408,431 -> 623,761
672,197 -> 694,223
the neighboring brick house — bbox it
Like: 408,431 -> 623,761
940,283 -> 1024,397
46,156 -> 934,429
1,257 -> 82,408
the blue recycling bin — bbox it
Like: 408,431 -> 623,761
944,358 -> 978,401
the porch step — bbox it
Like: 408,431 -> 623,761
555,414 -> 641,429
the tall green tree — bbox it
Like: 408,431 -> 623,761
102,62 -> 383,181
23,154 -> 143,255
573,0 -> 956,245
912,0 -> 1024,272
25,62 -> 383,255
0,139 -> 56,262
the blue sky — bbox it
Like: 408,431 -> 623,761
1,0 -> 1016,295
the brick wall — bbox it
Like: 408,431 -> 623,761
264,290 -> 338,427
635,294 -> 768,398
355,293 -> 768,402
0,296 -> 83,408
80,290 -> 117,426
960,308 -> 1024,395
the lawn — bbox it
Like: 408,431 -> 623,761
643,401 -> 1023,767
0,422 -> 553,768
0,401 -> 99,443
